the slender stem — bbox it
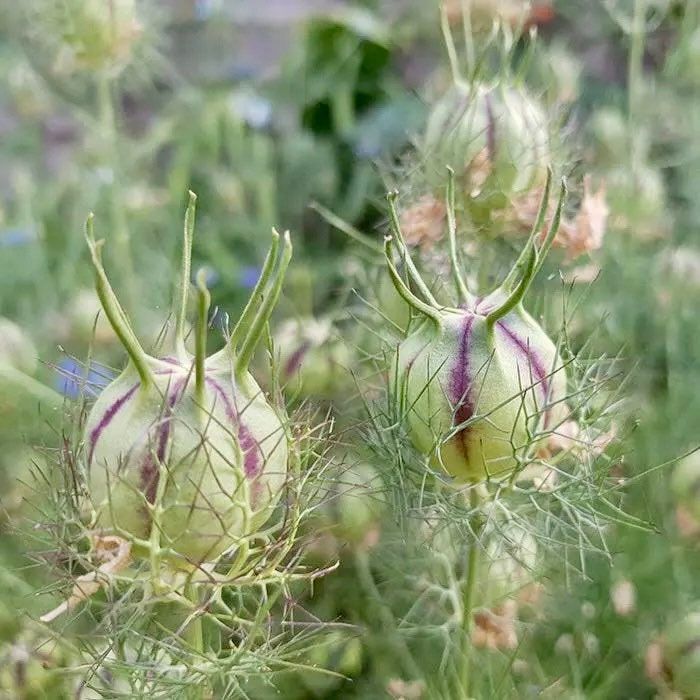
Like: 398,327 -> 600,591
386,191 -> 440,306
384,237 -> 442,325
0,366 -> 64,409
309,201 -> 383,254
486,246 -> 537,326
195,269 -> 211,406
332,86 -> 356,137
85,215 -> 153,387
502,167 -> 552,292
235,231 -> 292,379
460,0 -> 475,77
175,191 -> 197,357
228,230 -> 280,349
627,0 -> 646,171
354,551 -> 418,678
183,581 -> 205,699
531,178 -> 567,280
446,167 -> 474,306
460,487 -> 483,697
97,73 -> 136,313
440,0 -> 462,84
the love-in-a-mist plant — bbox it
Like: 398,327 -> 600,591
387,168 -> 567,483
83,192 -> 291,568
32,197 -> 347,696
353,166 -> 630,699
354,168 -> 571,697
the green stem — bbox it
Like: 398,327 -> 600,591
460,488 -> 483,697
309,201 -> 383,254
227,231 -> 280,350
332,86 -> 356,137
235,231 -> 292,379
97,74 -> 136,313
0,366 -> 64,410
384,237 -> 442,325
486,247 -> 536,326
627,0 -> 646,170
502,167 -> 553,292
446,167 -> 475,306
531,178 -> 567,280
195,270 -> 211,406
183,582 -> 205,699
175,191 -> 197,357
440,1 -> 463,84
386,192 -> 440,306
354,551 -> 417,679
460,0 -> 476,77
85,215 -> 153,387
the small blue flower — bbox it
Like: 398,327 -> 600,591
229,92 -> 273,130
55,357 -> 114,400
240,266 -> 261,290
0,227 -> 37,248
194,0 -> 215,21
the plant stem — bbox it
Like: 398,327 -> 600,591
97,73 -> 137,313
354,550 -> 417,679
627,0 -> 646,172
183,581 -> 205,699
460,487 -> 483,697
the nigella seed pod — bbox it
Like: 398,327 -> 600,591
83,193 -> 292,567
387,169 -> 567,481
424,80 -> 550,225
276,318 -> 351,398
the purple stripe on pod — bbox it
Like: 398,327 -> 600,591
159,356 -> 184,366
449,314 -> 476,460
88,384 -> 140,463
495,321 -> 552,425
283,341 -> 311,378
205,377 -> 263,479
139,377 -> 186,505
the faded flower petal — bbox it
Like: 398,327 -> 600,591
472,599 -> 519,651
400,195 -> 447,250
556,175 -> 609,260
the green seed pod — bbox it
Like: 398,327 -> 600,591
83,194 -> 292,567
387,170 -> 567,481
276,318 -> 351,398
672,452 -> 700,522
330,456 -> 384,548
424,82 -> 550,226
662,608 -> 700,698
57,0 -> 142,73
